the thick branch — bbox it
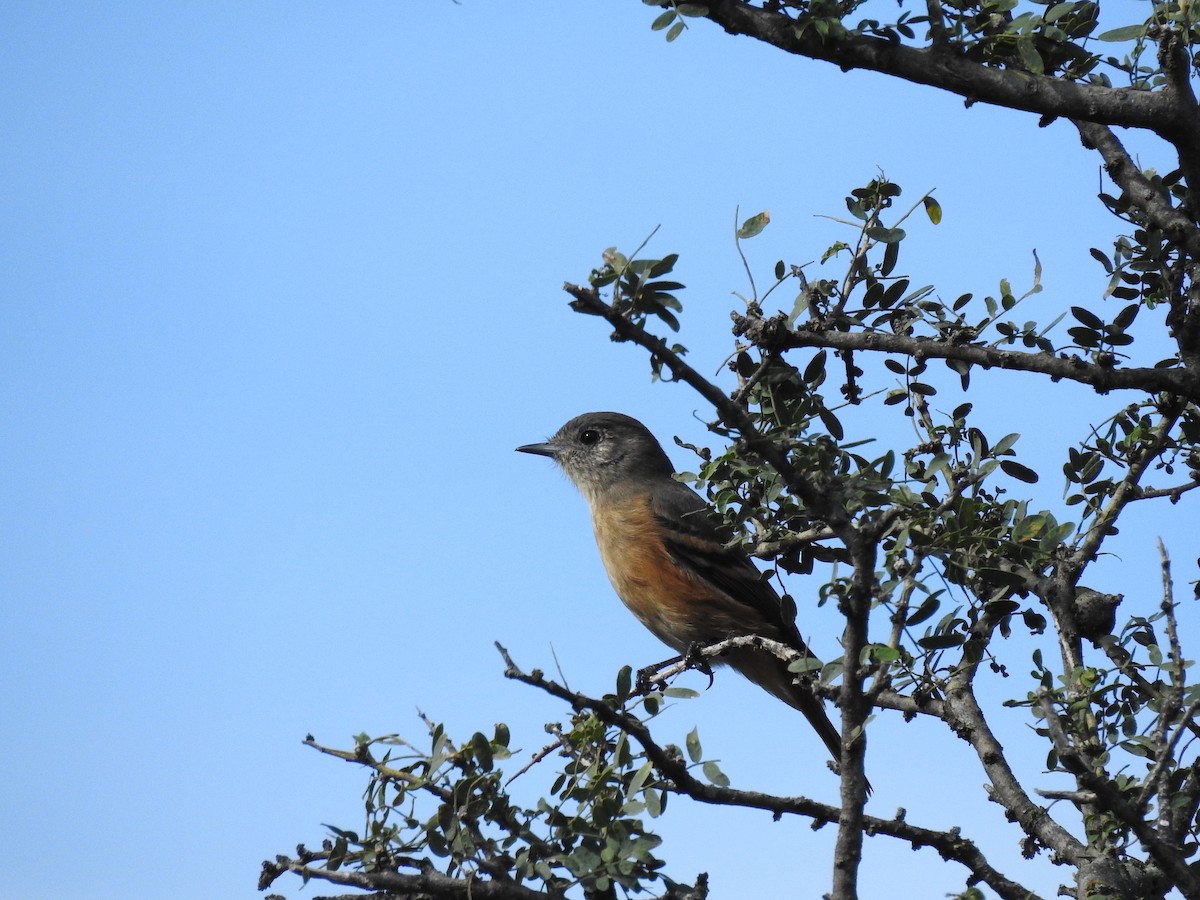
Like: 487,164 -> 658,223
943,636 -> 1087,862
734,313 -> 1200,400
1155,29 -> 1200,213
696,1 -> 1188,140
1073,119 -> 1200,258
832,532 -> 875,898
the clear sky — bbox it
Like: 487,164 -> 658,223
3,4 -> 1194,899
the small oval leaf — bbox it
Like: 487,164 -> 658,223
737,210 -> 770,240
1001,460 -> 1039,483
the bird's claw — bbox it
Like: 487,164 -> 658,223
635,664 -> 667,694
682,641 -> 715,689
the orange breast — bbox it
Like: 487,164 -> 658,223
589,495 -> 709,651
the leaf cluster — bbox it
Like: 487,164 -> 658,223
262,680 -> 728,898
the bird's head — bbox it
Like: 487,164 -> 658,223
516,411 -> 674,501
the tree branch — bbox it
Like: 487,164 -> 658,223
942,628 -> 1087,863
497,644 -> 1044,900
1073,119 -> 1200,258
1039,692 -> 1200,898
260,857 -> 554,899
831,532 -> 875,898
564,282 -> 857,533
1154,28 -> 1200,214
694,1 -> 1187,140
732,310 -> 1200,400
1069,398 -> 1185,573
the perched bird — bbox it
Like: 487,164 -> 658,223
516,411 -> 844,767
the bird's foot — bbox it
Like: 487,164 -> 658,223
635,644 -> 716,693
682,641 -> 715,689
636,655 -> 681,694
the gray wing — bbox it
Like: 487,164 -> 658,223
648,479 -> 845,765
648,480 -> 808,651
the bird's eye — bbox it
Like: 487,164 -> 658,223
579,429 -> 601,445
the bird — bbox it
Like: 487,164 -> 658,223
516,411 -> 846,771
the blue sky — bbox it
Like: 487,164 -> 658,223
3,4 -> 1194,899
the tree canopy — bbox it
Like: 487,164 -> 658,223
261,2 -> 1200,898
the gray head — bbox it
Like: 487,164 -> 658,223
516,412 -> 674,500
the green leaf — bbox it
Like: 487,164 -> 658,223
922,195 -> 942,225
1113,304 -> 1139,330
926,452 -> 951,481
685,727 -> 702,763
628,760 -> 654,797
986,599 -> 1020,617
788,290 -> 810,326
645,788 -> 662,817
1016,35 -> 1044,74
430,729 -> 448,765
918,632 -> 966,650
818,406 -> 844,440
702,760 -> 731,787
1096,23 -> 1146,42
736,210 -> 770,240
869,643 -> 901,663
676,3 -> 709,15
865,225 -> 906,243
946,357 -> 971,390
1120,735 -> 1156,758
1044,3 -> 1074,22
1089,247 -> 1112,274
803,350 -> 827,385
649,253 -> 679,277
663,686 -> 700,699
906,594 -> 941,626
992,432 -> 1021,456
616,665 -> 632,701
1071,305 -> 1103,329
1068,326 -> 1101,348
1001,460 -> 1039,483
651,9 -> 676,30
822,240 -> 850,263
788,655 -> 824,674
1013,513 -> 1050,543
471,731 -> 494,771
881,239 -> 899,277
666,20 -> 685,41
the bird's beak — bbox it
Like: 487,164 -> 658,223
515,440 -> 558,458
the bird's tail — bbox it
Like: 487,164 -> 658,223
726,647 -> 871,793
